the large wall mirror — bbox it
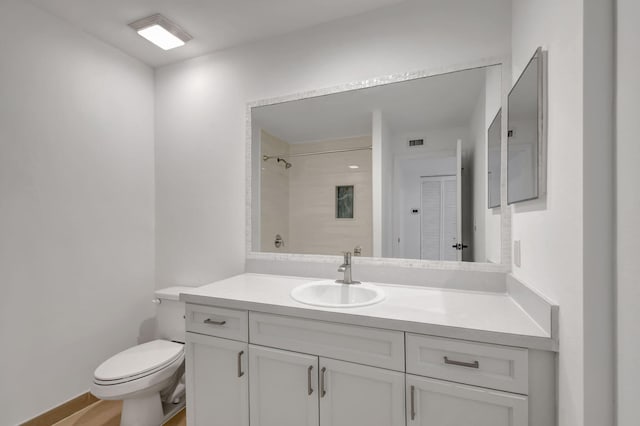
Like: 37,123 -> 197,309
249,64 -> 505,265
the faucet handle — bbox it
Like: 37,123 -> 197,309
341,251 -> 352,264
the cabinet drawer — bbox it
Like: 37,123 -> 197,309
406,334 -> 528,394
186,304 -> 248,342
249,312 -> 404,371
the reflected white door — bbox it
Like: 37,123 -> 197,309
420,176 -> 458,261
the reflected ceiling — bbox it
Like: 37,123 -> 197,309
253,68 -> 487,143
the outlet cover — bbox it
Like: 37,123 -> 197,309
514,240 -> 522,267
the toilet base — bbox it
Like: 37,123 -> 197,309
121,393 -> 164,426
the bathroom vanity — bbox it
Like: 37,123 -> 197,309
220,55 -> 557,425
180,273 -> 557,426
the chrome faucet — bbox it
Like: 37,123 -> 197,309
336,252 -> 360,285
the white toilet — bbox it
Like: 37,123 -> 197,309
91,287 -> 191,426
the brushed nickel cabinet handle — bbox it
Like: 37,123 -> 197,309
307,365 -> 314,395
237,351 -> 245,377
320,367 -> 327,397
410,385 -> 416,421
204,318 -> 227,326
444,356 -> 479,369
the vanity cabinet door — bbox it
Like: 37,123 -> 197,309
319,358 -> 405,426
406,374 -> 528,426
185,332 -> 249,426
249,345 -> 319,426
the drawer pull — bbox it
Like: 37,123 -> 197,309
237,351 -> 245,377
410,385 -> 416,420
320,367 -> 327,397
307,366 -> 314,395
204,318 -> 227,326
443,356 -> 479,369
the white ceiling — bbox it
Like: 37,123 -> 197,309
253,66 -> 494,143
28,0 -> 405,68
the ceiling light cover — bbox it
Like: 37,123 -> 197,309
129,14 -> 192,50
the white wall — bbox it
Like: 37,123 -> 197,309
582,0 -> 615,423
0,1 -> 155,424
616,0 -> 640,424
511,2 -> 584,425
155,0 -> 512,286
373,111 -> 396,258
484,66 -> 503,263
380,115 -> 394,257
372,111 -> 383,257
511,1 -> 614,425
471,84 -> 487,261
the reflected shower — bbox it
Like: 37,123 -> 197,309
262,146 -> 372,170
262,155 -> 292,169
277,157 -> 292,169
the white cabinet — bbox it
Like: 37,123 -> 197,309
249,312 -> 405,371
249,345 -> 319,426
406,333 -> 529,394
248,346 -> 404,426
185,332 -> 249,426
319,358 -> 405,426
184,304 -> 547,426
406,374 -> 528,426
186,304 -> 248,341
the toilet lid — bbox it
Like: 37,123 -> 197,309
94,340 -> 184,382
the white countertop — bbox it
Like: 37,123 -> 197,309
180,273 -> 556,351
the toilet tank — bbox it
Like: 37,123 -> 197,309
154,286 -> 194,343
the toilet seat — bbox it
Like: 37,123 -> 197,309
91,340 -> 185,401
94,340 -> 184,385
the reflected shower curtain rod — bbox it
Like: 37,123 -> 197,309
262,146 -> 372,161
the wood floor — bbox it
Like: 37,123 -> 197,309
51,400 -> 186,426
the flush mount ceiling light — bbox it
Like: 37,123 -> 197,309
128,14 -> 192,50
348,165 -> 360,169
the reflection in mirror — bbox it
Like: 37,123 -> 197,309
488,109 -> 502,208
508,48 -> 542,204
252,65 -> 502,263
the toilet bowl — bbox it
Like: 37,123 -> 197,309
91,287 -> 192,426
91,340 -> 184,425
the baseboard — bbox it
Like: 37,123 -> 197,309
21,392 -> 98,426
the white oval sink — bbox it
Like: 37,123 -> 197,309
291,280 -> 385,308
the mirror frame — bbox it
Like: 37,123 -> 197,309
245,58 -> 512,272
